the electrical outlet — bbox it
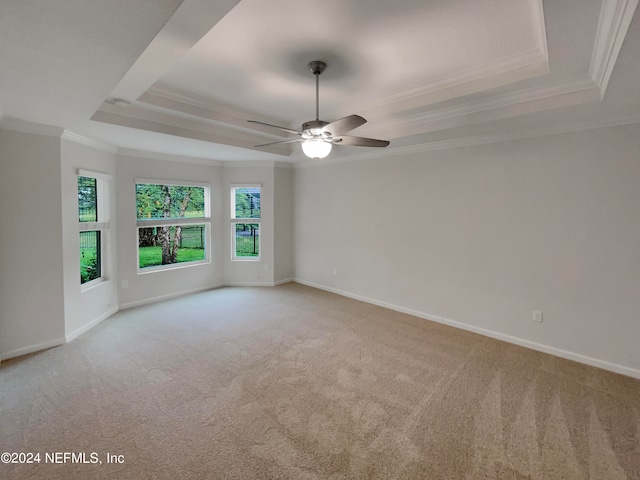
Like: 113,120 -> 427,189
121,280 -> 128,289
264,264 -> 269,271
332,268 -> 337,276
532,310 -> 543,322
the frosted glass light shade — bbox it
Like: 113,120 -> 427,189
301,139 -> 332,159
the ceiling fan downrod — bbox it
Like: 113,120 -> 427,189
308,60 -> 326,121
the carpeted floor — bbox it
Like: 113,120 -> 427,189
1,283 -> 638,479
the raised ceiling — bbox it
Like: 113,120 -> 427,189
0,0 -> 638,163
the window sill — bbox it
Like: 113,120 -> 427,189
81,278 -> 108,293
137,259 -> 210,275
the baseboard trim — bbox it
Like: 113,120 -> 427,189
293,279 -> 640,380
119,283 -> 223,310
224,281 -> 278,287
0,337 -> 67,363
275,277 -> 295,286
65,306 -> 119,343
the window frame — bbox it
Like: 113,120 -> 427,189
78,169 -> 111,290
230,184 -> 261,261
135,179 -> 211,274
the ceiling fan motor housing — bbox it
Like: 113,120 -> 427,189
302,119 -> 329,135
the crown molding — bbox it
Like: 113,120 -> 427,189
0,117 -> 64,137
529,0 -> 548,58
143,47 -> 550,146
589,0 -> 639,96
295,113 -> 640,168
363,0 -> 638,140
367,77 -> 600,139
224,161 -> 276,168
117,147 -> 224,166
62,131 -> 118,154
141,86 -> 292,138
358,0 -> 544,117
223,160 -> 295,168
348,49 -> 549,119
92,102 -> 291,157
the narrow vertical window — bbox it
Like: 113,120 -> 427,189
78,172 -> 109,286
231,185 -> 261,259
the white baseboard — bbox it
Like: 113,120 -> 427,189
1,337 -> 66,363
293,279 -> 640,380
223,281 -> 278,287
224,278 -> 294,287
119,283 -> 224,310
65,306 -> 119,343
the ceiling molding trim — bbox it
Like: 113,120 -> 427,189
367,77 -> 600,139
145,87 -> 255,120
589,0 -> 639,96
0,117 -> 64,137
92,103 -> 291,157
221,160 -> 295,168
61,131 -> 118,154
222,161 -> 277,168
94,110 -> 289,157
295,113 -> 640,168
117,147 -> 223,167
347,48 -> 549,118
141,87 -> 291,138
273,161 -> 295,169
528,0 -> 548,58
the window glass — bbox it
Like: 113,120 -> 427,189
135,181 -> 210,271
233,187 -> 261,219
78,174 -> 108,285
231,186 -> 261,260
80,231 -> 101,283
138,225 -> 206,269
78,176 -> 98,222
234,223 -> 259,258
136,184 -> 206,220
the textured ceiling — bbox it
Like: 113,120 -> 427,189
0,0 -> 638,163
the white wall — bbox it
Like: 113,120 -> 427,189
274,164 -> 294,284
0,128 -> 66,359
116,153 -> 224,308
294,125 -> 640,377
60,137 -> 118,340
222,165 -> 275,285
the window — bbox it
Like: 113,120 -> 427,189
231,185 -> 261,260
136,180 -> 210,271
78,171 -> 110,286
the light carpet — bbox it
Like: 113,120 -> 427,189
1,283 -> 638,479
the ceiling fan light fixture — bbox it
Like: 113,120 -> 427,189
249,60 -> 389,157
301,138 -> 332,159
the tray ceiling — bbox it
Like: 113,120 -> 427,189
1,0 -> 639,162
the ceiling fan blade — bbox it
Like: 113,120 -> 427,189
248,120 -> 302,136
254,138 -> 303,148
323,115 -> 367,136
333,136 -> 390,148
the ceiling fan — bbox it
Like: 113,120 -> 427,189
248,61 -> 389,159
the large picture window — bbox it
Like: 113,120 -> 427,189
136,180 -> 210,271
78,171 -> 110,286
231,185 -> 261,260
